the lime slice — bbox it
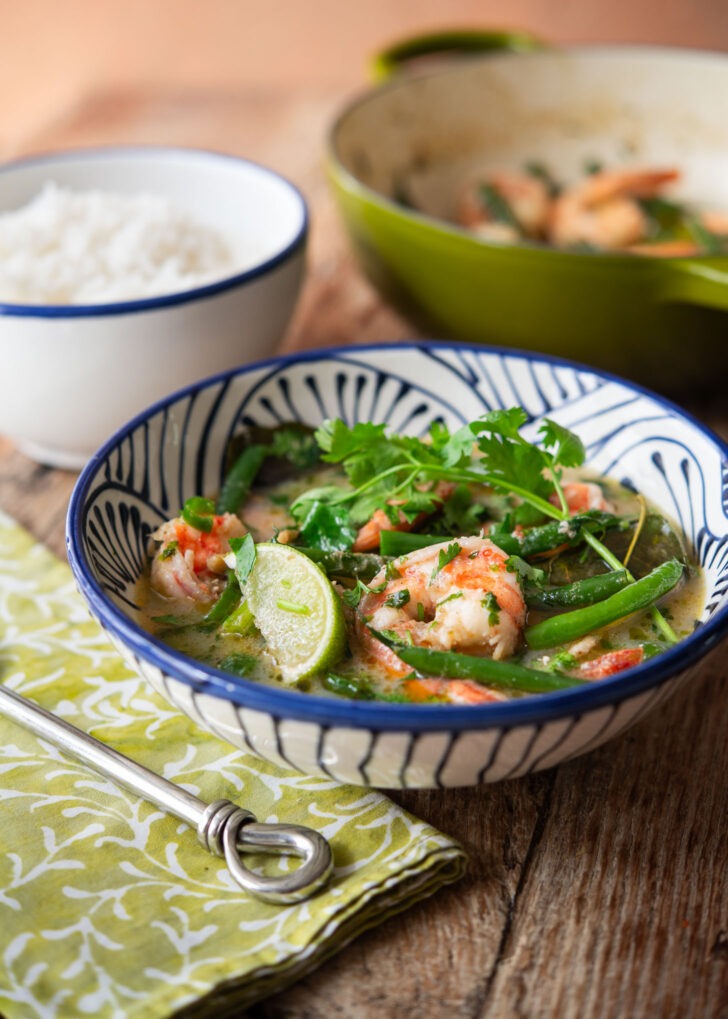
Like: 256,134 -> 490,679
244,542 -> 346,683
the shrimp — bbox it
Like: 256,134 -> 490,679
403,677 -> 507,705
700,209 -> 728,236
553,482 -> 615,515
577,647 -> 644,679
150,512 -> 246,606
457,171 -> 551,241
352,481 -> 455,553
549,167 -> 680,250
627,209 -> 728,257
626,239 -> 703,257
355,536 -> 526,678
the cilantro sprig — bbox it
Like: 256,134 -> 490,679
289,409 -> 678,644
292,409 -> 582,535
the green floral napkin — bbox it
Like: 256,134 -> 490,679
0,511 -> 466,1018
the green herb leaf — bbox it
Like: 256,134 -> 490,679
430,542 -> 461,582
478,183 -> 521,230
324,672 -> 377,700
340,578 -> 374,608
315,419 -> 388,463
539,419 -> 586,469
219,652 -> 258,676
524,161 -> 560,197
298,499 -> 359,552
385,588 -> 411,608
505,555 -> 546,586
431,421 -> 476,468
471,411 -> 554,521
482,591 -> 501,625
229,533 -> 256,586
269,426 -> 320,468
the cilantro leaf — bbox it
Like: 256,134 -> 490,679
228,534 -> 256,586
384,588 -> 411,608
429,421 -> 475,468
430,542 -> 461,582
539,419 -> 586,470
478,407 -> 529,439
315,420 -> 387,462
290,484 -> 349,522
340,578 -> 373,608
297,500 -> 358,552
439,484 -> 487,535
470,410 -> 560,523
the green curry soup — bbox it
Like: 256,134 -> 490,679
137,412 -> 704,705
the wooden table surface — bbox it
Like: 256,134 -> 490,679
1,86 -> 727,1019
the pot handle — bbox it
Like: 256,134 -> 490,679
371,28 -> 547,81
655,258 -> 728,313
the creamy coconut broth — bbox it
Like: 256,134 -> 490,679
138,413 -> 704,705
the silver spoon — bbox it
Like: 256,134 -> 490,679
0,684 -> 333,904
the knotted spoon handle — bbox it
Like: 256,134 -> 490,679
0,684 -> 333,904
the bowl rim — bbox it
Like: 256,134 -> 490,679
327,42 -> 728,265
0,144 -> 308,318
67,339 -> 728,733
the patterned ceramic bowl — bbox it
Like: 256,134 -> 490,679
66,343 -> 728,789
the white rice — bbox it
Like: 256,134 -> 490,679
0,181 -> 239,304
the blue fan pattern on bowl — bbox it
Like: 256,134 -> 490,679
67,343 -> 728,788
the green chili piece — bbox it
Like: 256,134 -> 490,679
524,569 -> 631,609
371,630 -> 585,693
216,444 -> 268,515
181,496 -> 216,532
525,558 -> 684,650
203,571 -> 240,623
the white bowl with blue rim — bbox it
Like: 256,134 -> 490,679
0,146 -> 307,469
66,342 -> 728,789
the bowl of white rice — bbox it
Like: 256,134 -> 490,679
0,146 -> 308,468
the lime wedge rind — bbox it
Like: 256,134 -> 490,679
244,542 -> 346,683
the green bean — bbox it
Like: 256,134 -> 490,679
295,547 -> 389,581
525,558 -> 684,650
371,630 -> 586,693
216,444 -> 267,514
494,512 -> 626,557
379,511 -> 625,559
524,569 -> 631,609
379,532 -> 440,555
203,571 -> 241,623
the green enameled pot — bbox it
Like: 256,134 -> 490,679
327,34 -> 728,392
